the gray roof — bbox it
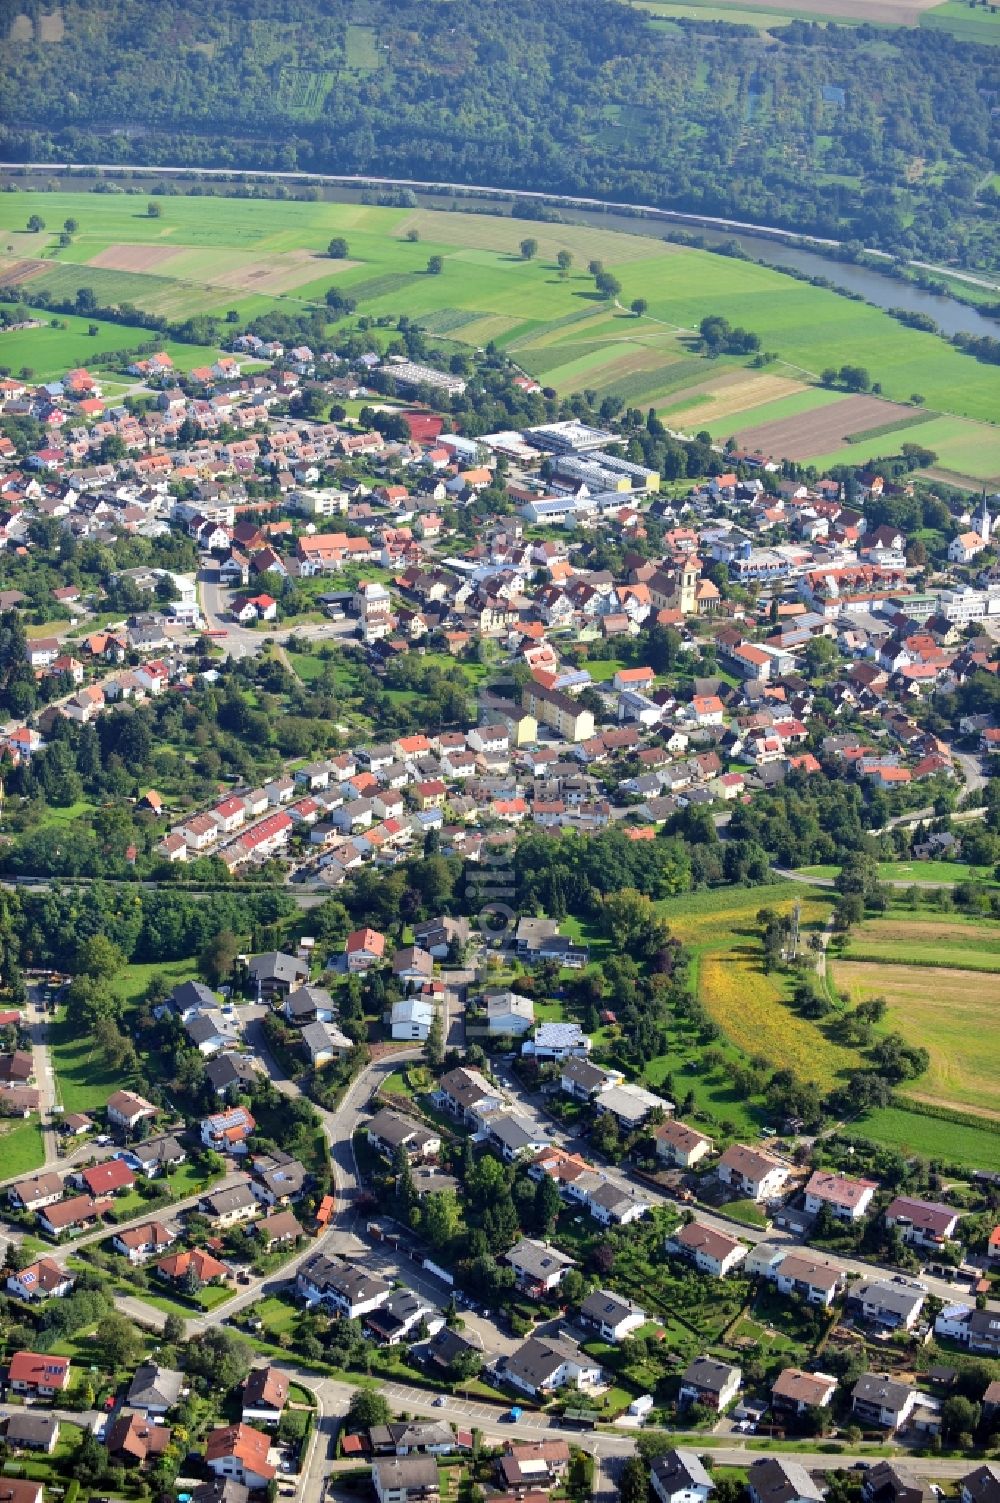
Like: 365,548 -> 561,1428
372,1457 -> 439,1490
489,1115 -> 545,1154
5,1412 -> 59,1446
248,951 -> 308,984
749,1457 -> 826,1503
581,1289 -> 644,1327
128,1133 -> 185,1167
852,1374 -> 914,1410
285,984 -> 336,1020
425,1325 -> 483,1366
851,1278 -> 925,1318
587,1179 -> 648,1215
252,1152 -> 307,1198
205,1054 -> 259,1092
299,1253 -> 391,1305
187,1014 -> 224,1046
682,1356 -> 741,1393
369,1420 -> 453,1452
507,1237 -> 575,1280
203,1183 -> 257,1216
127,1362 -> 184,1410
652,1450 -> 714,1496
365,1289 -> 439,1335
504,1334 -> 591,1390
561,1057 -> 614,1093
961,1467 -> 1000,1503
301,1019 -> 352,1055
170,980 -> 217,1012
367,1107 -> 438,1153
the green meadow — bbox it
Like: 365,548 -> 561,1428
0,191 -> 998,477
0,307 -> 227,381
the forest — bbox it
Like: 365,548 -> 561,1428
0,0 -> 998,269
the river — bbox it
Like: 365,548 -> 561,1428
545,205 -> 1000,342
6,161 -> 999,341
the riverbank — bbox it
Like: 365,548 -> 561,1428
2,160 -> 998,341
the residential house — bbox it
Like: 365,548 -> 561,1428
106,1090 -> 157,1134
371,1456 -> 439,1503
77,1158 -> 135,1198
961,1467 -> 1000,1503
851,1374 -> 918,1430
8,1172 -> 63,1212
507,1238 -> 576,1297
434,1066 -> 507,1128
156,1247 -> 229,1289
579,1289 -> 646,1343
345,928 -> 386,972
651,1450 -> 715,1503
667,1221 -> 747,1279
38,1194 -> 112,1238
804,1170 -> 877,1223
560,1058 -> 623,1101
717,1144 -> 789,1203
111,1221 -> 176,1265
884,1196 -> 961,1250
522,1021 -> 591,1061
496,1440 -> 570,1492
654,1119 -> 713,1169
116,1133 -> 186,1178
6,1258 -> 73,1302
863,1462 -> 935,1503
366,1108 -> 441,1162
8,1351 -> 71,1396
257,1210 -> 305,1251
250,1150 -> 308,1207
748,1457 -> 826,1503
105,1413 -> 172,1468
772,1253 -> 844,1308
501,1335 -> 602,1398
364,1290 -> 446,1347
4,1414 -> 59,1454
484,991 -> 535,1037
205,1424 -> 276,1490
390,997 -> 437,1042
678,1356 -> 742,1413
296,1254 -> 392,1318
248,951 -> 309,1000
847,1278 -> 925,1331
202,1182 -> 259,1229
242,1367 -> 288,1427
201,1106 -> 256,1155
771,1369 -> 838,1416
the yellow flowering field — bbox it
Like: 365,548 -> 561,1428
699,951 -> 860,1090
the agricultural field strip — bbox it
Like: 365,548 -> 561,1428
831,914 -> 1000,1116
2,192 -> 1000,473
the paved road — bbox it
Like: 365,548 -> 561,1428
23,985 -> 60,1166
490,1062 -> 998,1313
197,565 -> 362,663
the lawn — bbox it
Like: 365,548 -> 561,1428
831,956 -> 1000,1117
0,1118 -> 46,1176
49,1007 -> 124,1113
648,884 -> 859,1093
840,914 -> 1000,971
1,190 -> 998,479
795,860 -> 998,886
0,304 -> 223,382
847,1105 -> 1000,1172
113,958 -> 199,1006
809,412 -> 1000,485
